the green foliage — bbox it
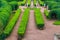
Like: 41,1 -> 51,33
34,0 -> 37,6
50,2 -> 60,9
0,0 -> 12,36
27,0 -> 31,6
18,0 -> 26,6
4,0 -> 19,2
44,0 -> 55,1
49,8 -> 60,20
34,8 -> 44,29
38,0 -> 44,6
18,8 -> 30,37
53,20 -> 60,25
9,1 -> 18,10
0,0 -> 12,39
44,9 -> 49,18
44,1 -> 60,10
4,9 -> 21,37
45,1 -> 57,10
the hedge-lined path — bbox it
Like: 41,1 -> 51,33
22,7 -> 60,40
5,10 -> 24,40
22,10 -> 40,40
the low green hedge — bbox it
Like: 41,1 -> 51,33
38,0 -> 44,6
53,20 -> 60,25
3,9 -> 21,37
18,0 -> 26,6
34,8 -> 44,29
27,0 -> 31,6
34,0 -> 37,6
44,9 -> 49,18
18,8 -> 30,37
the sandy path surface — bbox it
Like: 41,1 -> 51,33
5,11 -> 24,40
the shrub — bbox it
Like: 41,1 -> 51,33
0,0 -> 12,39
34,0 -> 37,6
50,2 -> 60,9
18,8 -> 30,37
44,9 -> 49,18
18,0 -> 26,6
9,1 -> 18,10
53,20 -> 60,25
34,8 -> 44,29
49,8 -> 60,20
27,0 -> 31,7
5,0 -> 19,2
38,0 -> 44,6
3,9 -> 21,37
45,1 -> 57,10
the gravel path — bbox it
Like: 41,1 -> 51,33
5,10 -> 24,40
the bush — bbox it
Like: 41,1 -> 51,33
5,0 -> 19,2
0,0 -> 12,39
50,2 -> 60,9
18,8 -> 30,37
44,1 -> 60,10
53,20 -> 60,25
9,1 -> 18,10
27,0 -> 31,6
34,0 -> 37,6
3,9 -> 21,37
49,8 -> 60,20
44,9 -> 49,18
18,0 -> 26,6
38,0 -> 44,6
0,0 -> 12,27
34,8 -> 44,29
44,0 -> 55,1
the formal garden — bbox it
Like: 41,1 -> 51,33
0,0 -> 60,40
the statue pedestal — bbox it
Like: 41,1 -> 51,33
54,33 -> 60,40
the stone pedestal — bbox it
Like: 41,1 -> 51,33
54,33 -> 60,40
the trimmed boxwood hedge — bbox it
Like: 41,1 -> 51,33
34,8 -> 44,29
38,0 -> 44,6
3,9 -> 21,37
18,8 -> 30,37
44,9 -> 49,18
34,0 -> 37,6
18,0 -> 26,6
27,0 -> 31,7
